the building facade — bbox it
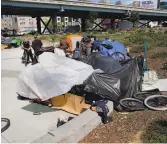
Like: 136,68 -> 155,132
1,15 -> 13,29
1,15 -> 80,33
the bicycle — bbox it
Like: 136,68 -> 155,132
144,95 -> 167,111
1,118 -> 10,133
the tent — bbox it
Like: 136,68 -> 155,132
65,34 -> 83,52
17,52 -> 94,101
99,40 -> 130,60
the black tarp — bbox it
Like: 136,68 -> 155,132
83,53 -> 140,103
82,53 -> 122,73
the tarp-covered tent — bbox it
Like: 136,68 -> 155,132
17,53 -> 94,101
65,34 -> 83,52
99,40 -> 130,60
83,53 -> 140,103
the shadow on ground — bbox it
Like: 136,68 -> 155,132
22,103 -> 57,113
141,120 -> 167,143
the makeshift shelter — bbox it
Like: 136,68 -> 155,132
51,93 -> 90,115
65,34 -> 83,52
99,40 -> 130,60
17,53 -> 94,101
83,53 -> 141,103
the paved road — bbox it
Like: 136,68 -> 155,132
1,48 -> 74,143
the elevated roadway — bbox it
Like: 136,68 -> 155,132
2,0 -> 167,20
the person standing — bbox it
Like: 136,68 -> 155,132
23,41 -> 34,66
32,36 -> 43,57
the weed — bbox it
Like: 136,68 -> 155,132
141,120 -> 167,143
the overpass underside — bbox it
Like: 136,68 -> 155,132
2,6 -> 167,21
2,0 -> 167,33
2,0 -> 167,20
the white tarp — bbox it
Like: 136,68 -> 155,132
54,48 -> 66,57
142,71 -> 167,91
17,53 -> 94,100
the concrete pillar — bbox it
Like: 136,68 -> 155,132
36,16 -> 41,34
52,15 -> 57,34
110,19 -> 115,29
81,18 -> 86,32
158,21 -> 162,25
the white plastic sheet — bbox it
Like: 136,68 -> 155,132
17,53 -> 94,100
54,48 -> 66,57
142,71 -> 159,90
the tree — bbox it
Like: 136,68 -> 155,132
86,11 -> 99,29
129,12 -> 139,28
88,11 -> 99,23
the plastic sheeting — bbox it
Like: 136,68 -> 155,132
84,73 -> 121,102
82,53 -> 122,73
54,48 -> 66,57
83,54 -> 140,102
17,53 -> 94,100
99,40 -> 130,60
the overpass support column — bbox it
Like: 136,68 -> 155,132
110,19 -> 115,29
158,21 -> 162,25
52,15 -> 57,34
81,18 -> 86,32
37,16 -> 41,34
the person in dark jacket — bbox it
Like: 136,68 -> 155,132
23,41 -> 34,66
32,36 -> 43,57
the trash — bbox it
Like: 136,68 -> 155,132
142,71 -> 167,91
84,54 -> 140,103
57,116 -> 74,127
33,112 -> 42,115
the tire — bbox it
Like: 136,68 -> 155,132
120,98 -> 146,111
1,118 -> 10,133
134,91 -> 161,101
144,95 -> 167,111
110,52 -> 126,62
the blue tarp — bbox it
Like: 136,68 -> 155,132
99,40 -> 130,60
92,40 -> 101,49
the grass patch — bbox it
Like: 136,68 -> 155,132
141,120 -> 167,143
17,28 -> 167,53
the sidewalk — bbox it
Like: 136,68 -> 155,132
1,48 -> 75,143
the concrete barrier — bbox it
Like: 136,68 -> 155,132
33,101 -> 113,143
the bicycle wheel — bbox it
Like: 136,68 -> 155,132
111,52 -> 125,62
120,98 -> 146,111
144,95 -> 167,111
1,118 -> 10,133
134,91 -> 161,101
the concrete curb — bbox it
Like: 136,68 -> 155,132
33,101 -> 113,143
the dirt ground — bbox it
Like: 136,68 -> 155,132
80,110 -> 167,143
80,51 -> 167,143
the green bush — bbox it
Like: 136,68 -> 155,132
141,120 -> 167,143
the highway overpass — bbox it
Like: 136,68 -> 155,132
2,0 -> 167,33
2,0 -> 167,20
